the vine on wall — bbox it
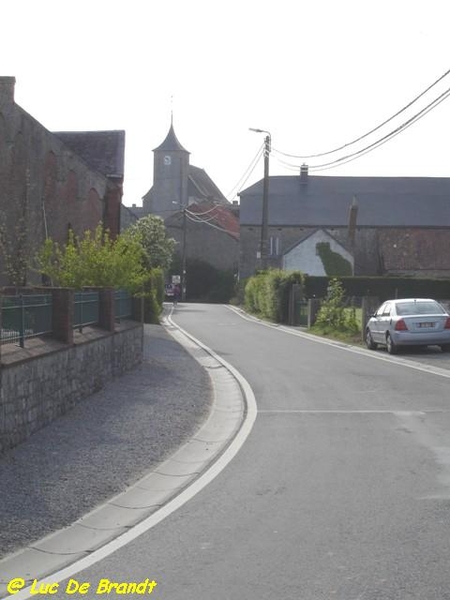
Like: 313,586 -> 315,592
316,242 -> 352,276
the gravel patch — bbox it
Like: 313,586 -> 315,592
0,324 -> 212,559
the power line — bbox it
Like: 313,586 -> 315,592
185,205 -> 219,217
272,66 -> 450,160
225,142 -> 265,200
185,211 -> 234,235
308,84 -> 450,171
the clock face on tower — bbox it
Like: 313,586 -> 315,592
163,155 -> 172,165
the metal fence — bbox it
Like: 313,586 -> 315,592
1,289 -> 133,346
115,289 -> 132,320
0,294 -> 53,347
74,291 -> 99,332
294,300 -> 309,326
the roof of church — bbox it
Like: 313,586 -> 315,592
153,123 -> 189,153
189,166 -> 228,204
54,130 -> 125,178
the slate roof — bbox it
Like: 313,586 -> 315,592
54,130 -> 125,178
189,166 -> 228,204
239,175 -> 450,227
153,124 -> 189,153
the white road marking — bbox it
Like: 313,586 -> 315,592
258,409 -> 429,414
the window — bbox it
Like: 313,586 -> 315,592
269,236 -> 280,256
382,303 -> 392,316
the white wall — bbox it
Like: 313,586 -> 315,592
282,230 -> 354,275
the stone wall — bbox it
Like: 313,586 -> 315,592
239,224 -> 450,279
0,322 -> 143,454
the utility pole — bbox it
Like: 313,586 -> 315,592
249,128 -> 271,270
261,133 -> 271,270
181,206 -> 187,301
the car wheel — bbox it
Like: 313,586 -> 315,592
386,333 -> 398,355
440,344 -> 450,353
365,328 -> 377,350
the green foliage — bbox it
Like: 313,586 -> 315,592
36,225 -> 149,292
316,242 -> 352,276
244,269 -> 304,322
304,275 -> 450,300
169,256 -> 235,303
127,215 -> 176,271
143,268 -> 165,323
313,278 -> 359,334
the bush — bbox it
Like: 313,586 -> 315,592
143,268 -> 165,324
314,278 -> 359,334
244,269 -> 304,322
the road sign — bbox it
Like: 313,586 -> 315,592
172,275 -> 181,284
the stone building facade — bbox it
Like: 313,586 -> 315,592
238,171 -> 450,279
0,77 -> 124,285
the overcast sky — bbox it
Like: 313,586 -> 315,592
2,0 -> 450,206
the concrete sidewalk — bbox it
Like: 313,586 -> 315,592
0,323 -> 212,560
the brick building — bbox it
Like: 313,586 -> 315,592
238,168 -> 450,279
0,76 -> 124,285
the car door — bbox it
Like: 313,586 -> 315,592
370,303 -> 386,343
378,302 -> 392,341
372,302 -> 391,344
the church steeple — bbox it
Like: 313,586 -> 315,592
144,121 -> 190,218
153,123 -> 189,153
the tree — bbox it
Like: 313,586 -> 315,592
127,215 -> 176,271
36,225 -> 148,292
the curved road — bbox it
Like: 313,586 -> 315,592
56,304 -> 450,599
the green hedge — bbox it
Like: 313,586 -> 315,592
304,276 -> 450,300
244,269 -> 304,322
143,267 -> 165,323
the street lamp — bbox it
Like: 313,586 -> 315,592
249,128 -> 271,270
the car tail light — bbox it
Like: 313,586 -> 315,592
395,319 -> 408,331
445,317 -> 450,329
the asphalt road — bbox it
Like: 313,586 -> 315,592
56,304 -> 450,599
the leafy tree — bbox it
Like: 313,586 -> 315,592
36,225 -> 148,292
127,215 -> 176,271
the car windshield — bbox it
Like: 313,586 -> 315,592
395,301 -> 444,316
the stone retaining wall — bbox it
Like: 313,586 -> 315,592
0,322 -> 143,454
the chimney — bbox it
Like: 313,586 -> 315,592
300,163 -> 308,184
347,195 -> 358,247
0,76 -> 16,105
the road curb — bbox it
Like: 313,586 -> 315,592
0,310 -> 257,600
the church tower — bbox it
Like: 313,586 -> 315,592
142,120 -> 190,219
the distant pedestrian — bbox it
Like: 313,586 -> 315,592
173,284 -> 181,305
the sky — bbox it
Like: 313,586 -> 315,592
2,0 -> 450,207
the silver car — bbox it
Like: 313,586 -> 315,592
365,298 -> 450,354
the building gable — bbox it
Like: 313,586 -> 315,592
283,229 -> 354,276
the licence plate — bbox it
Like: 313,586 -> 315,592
417,322 -> 434,328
